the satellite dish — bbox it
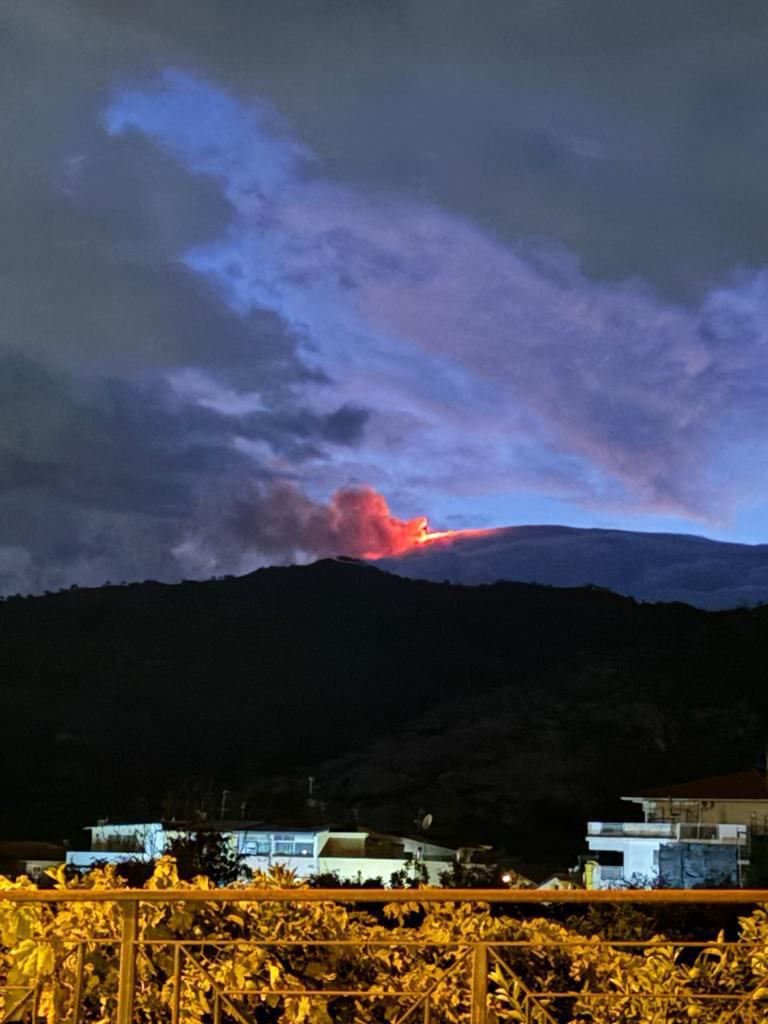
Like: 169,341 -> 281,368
420,813 -> 433,831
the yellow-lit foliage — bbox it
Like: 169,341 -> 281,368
2,862 -> 768,1022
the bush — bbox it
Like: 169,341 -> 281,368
2,860 -> 768,1022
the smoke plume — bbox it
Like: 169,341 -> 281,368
188,479 -> 438,569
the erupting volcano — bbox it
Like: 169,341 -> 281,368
222,483 -> 498,564
321,486 -> 497,559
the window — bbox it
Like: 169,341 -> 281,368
241,838 -> 270,856
596,850 -> 624,866
92,834 -> 143,853
271,834 -> 314,857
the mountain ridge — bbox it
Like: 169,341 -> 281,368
2,558 -> 766,861
375,524 -> 768,609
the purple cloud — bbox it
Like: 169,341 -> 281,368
109,72 -> 768,528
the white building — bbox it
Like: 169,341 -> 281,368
66,821 -> 168,870
584,769 -> 768,888
66,820 -> 478,884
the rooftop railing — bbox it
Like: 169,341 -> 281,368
3,887 -> 768,1023
588,820 -> 748,842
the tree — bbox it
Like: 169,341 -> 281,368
306,869 -> 385,888
166,830 -> 246,885
438,862 -> 500,887
389,859 -> 430,888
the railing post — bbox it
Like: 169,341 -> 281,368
71,941 -> 85,1023
116,900 -> 138,1024
171,945 -> 183,1024
471,943 -> 487,1024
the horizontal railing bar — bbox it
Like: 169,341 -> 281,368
136,938 -> 756,948
477,939 -> 745,948
138,938 -> 468,947
102,985 -> 757,1001
2,887 -> 768,903
218,989 -> 427,997
0,936 -> 755,949
527,993 -> 753,1001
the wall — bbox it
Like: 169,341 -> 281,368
242,855 -> 318,878
399,836 -> 456,861
66,850 -> 150,869
586,836 -> 660,887
319,856 -> 454,885
88,822 -> 166,857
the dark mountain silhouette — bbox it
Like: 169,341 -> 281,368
376,525 -> 768,609
2,558 -> 767,862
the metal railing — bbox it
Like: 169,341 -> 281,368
3,887 -> 768,1023
588,820 -> 748,842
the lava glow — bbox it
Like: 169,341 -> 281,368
413,522 -> 496,549
251,483 -> 496,560
343,490 -> 496,560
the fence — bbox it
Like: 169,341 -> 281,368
3,886 -> 768,1023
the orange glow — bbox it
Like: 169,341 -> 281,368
360,508 -> 495,559
318,486 -> 495,560
415,524 -> 495,546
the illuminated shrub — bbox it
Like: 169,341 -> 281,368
1,862 -> 768,1022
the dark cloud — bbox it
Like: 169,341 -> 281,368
11,0 -> 768,298
0,126 -> 304,382
320,406 -> 369,446
0,351 -> 370,592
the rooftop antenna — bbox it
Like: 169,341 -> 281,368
219,789 -> 230,820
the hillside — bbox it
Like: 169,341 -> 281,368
375,526 -> 768,609
2,559 -> 768,861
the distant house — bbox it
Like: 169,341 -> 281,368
536,872 -> 581,891
65,821 -> 485,884
0,842 -> 65,881
501,865 -> 581,890
584,769 -> 768,888
66,821 -> 167,870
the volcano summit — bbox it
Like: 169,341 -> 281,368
373,525 -> 768,611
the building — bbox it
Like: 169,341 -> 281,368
500,865 -> 581,890
65,820 -> 483,884
535,872 -> 581,891
584,769 -> 768,888
0,841 -> 66,881
66,821 -> 168,870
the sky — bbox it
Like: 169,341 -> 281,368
4,0 -> 768,593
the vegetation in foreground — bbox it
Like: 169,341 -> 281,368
2,861 -> 768,1022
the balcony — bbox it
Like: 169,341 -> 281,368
587,822 -> 746,843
